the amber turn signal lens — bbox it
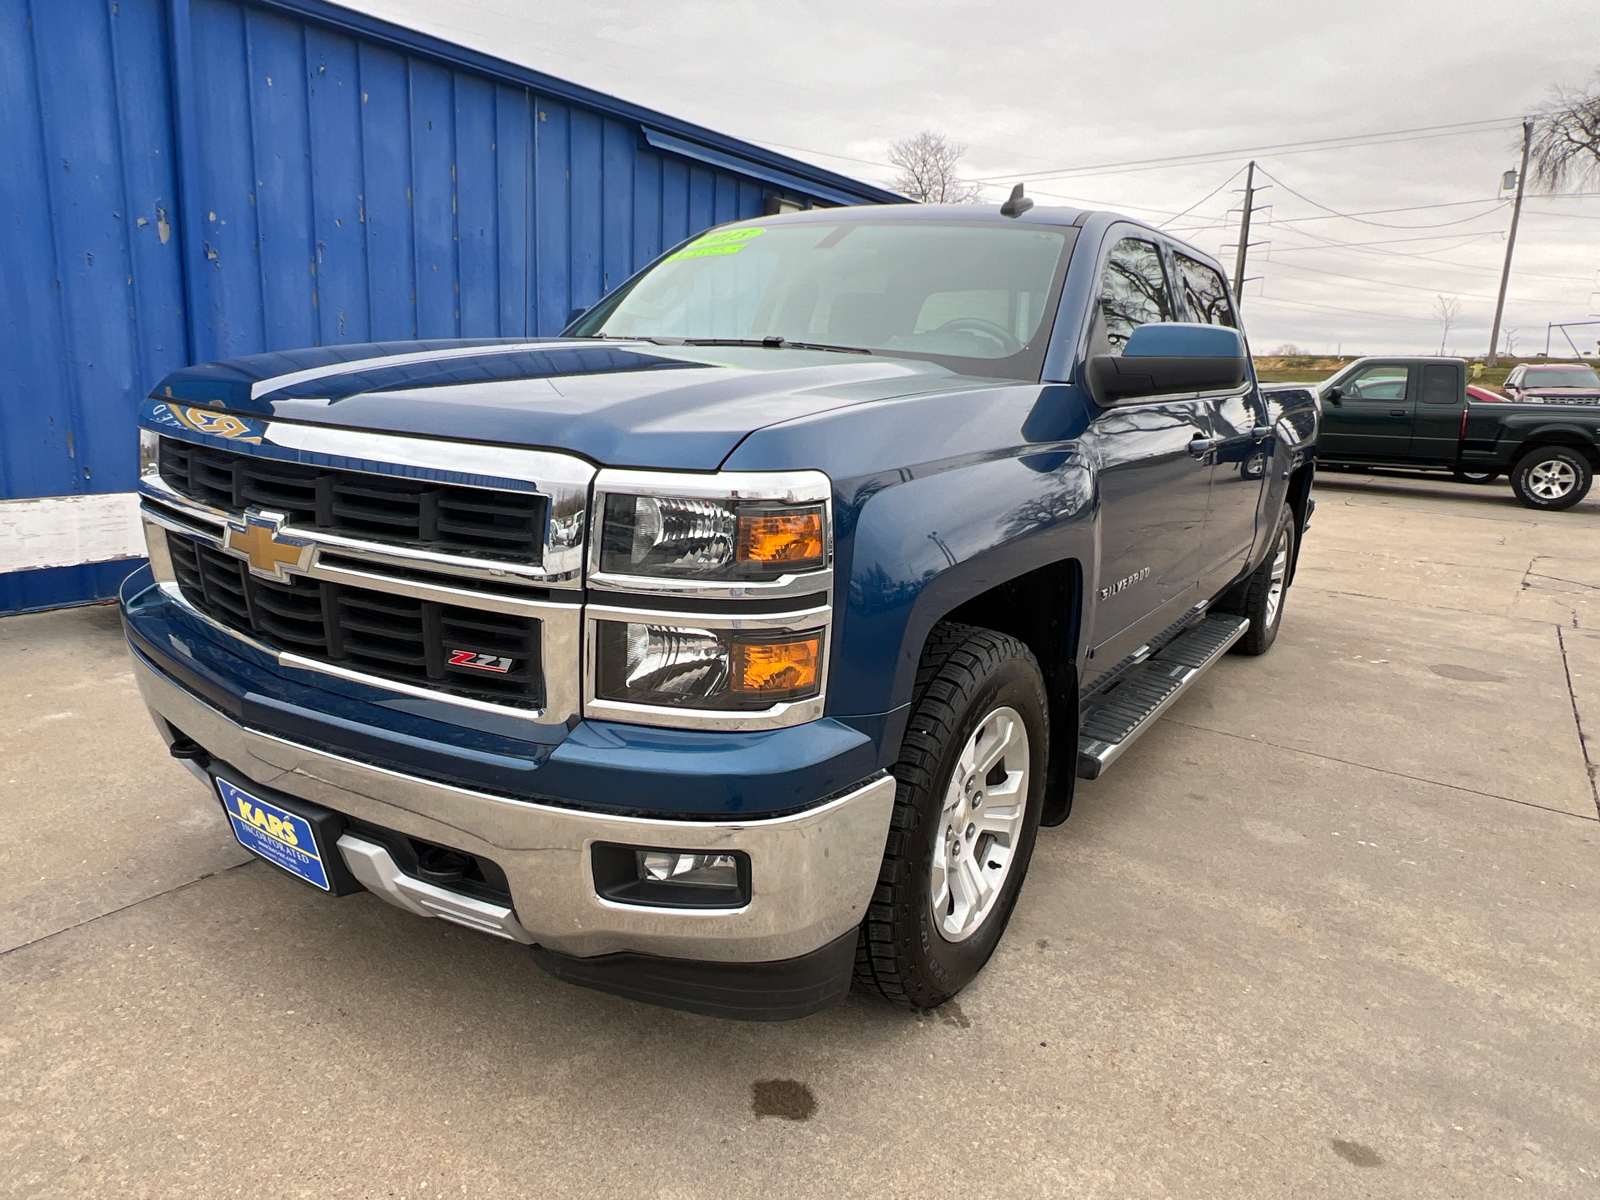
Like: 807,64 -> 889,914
735,509 -> 824,567
732,635 -> 821,695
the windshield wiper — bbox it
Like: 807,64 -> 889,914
679,336 -> 872,356
577,334 -> 871,355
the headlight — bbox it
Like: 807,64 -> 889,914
139,429 -> 161,479
594,620 -> 822,710
599,493 -> 825,580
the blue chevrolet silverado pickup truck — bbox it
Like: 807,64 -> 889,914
121,196 -> 1318,1020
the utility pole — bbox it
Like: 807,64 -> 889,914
1233,160 -> 1256,307
1487,120 -> 1533,367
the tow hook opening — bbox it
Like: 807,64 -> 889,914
415,845 -> 474,886
166,729 -> 212,768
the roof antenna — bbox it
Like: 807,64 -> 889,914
999,183 -> 1033,218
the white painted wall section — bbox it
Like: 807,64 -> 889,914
0,493 -> 145,573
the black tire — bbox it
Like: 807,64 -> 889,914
1450,467 -> 1499,485
854,623 -> 1048,1010
1511,446 -> 1593,511
1223,516 -> 1296,656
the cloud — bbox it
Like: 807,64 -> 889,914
349,0 -> 1600,356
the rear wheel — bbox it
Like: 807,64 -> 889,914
1222,516 -> 1295,656
1511,446 -> 1593,511
1450,467 -> 1499,485
854,623 -> 1047,1010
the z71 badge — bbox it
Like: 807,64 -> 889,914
448,650 -> 515,674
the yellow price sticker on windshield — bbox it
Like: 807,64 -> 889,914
666,226 -> 766,261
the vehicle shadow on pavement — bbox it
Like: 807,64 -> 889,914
1314,473 -> 1540,511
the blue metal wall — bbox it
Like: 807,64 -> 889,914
0,0 -> 900,614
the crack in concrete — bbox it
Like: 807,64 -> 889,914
0,860 -> 254,960
1521,554 -> 1543,591
1162,717 -> 1600,824
1554,624 -> 1600,820
1525,571 -> 1600,593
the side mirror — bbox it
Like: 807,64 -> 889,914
1087,323 -> 1247,406
1325,386 -> 1344,406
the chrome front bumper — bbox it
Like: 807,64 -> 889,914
131,648 -> 896,963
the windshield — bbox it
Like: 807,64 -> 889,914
573,220 -> 1076,380
1525,366 -> 1600,388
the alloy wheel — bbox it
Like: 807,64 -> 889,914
1264,527 -> 1290,629
1529,460 -> 1578,500
930,706 -> 1030,943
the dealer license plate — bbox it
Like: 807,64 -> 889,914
216,777 -> 331,891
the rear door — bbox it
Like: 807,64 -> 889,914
1085,232 -> 1214,674
1319,361 -> 1415,459
1408,361 -> 1467,463
1172,251 -> 1268,595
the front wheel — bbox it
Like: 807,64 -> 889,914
1511,447 -> 1593,511
854,624 -> 1048,1010
1451,467 -> 1499,485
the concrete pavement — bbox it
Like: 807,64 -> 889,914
2,471 -> 1598,1198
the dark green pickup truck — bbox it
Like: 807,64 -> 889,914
1280,356 -> 1600,511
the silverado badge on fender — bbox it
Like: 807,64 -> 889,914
1098,567 -> 1151,601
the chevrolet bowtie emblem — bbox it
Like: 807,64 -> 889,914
225,516 -> 311,581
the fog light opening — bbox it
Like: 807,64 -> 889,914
591,843 -> 752,909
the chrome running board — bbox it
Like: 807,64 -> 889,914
1076,614 -> 1250,780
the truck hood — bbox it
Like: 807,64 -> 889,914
1514,388 -> 1600,405
152,338 -> 983,470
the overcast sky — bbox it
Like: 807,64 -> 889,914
351,0 -> 1600,358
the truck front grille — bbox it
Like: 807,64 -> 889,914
158,439 -> 545,564
167,533 -> 544,708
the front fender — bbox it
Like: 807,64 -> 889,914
831,451 -> 1095,719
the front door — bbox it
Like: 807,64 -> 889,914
1083,232 -> 1212,676
1320,362 -> 1415,460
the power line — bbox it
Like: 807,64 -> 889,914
1268,229 -> 1506,252
1253,167 -> 1509,229
1156,168 -> 1249,229
1265,259 -> 1505,302
1249,294 -> 1442,325
1272,232 -> 1594,282
967,116 -> 1522,184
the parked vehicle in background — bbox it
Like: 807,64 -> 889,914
120,200 -> 1317,1020
1466,384 -> 1505,404
1316,357 -> 1600,507
1503,363 -> 1600,405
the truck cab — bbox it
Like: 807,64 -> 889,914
121,199 -> 1317,1019
1318,357 -> 1468,465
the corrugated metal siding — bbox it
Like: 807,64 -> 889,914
1,0 -> 899,614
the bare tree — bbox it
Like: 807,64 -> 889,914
1272,342 -> 1303,356
1434,294 -> 1462,354
1530,71 -> 1600,191
888,132 -> 985,203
